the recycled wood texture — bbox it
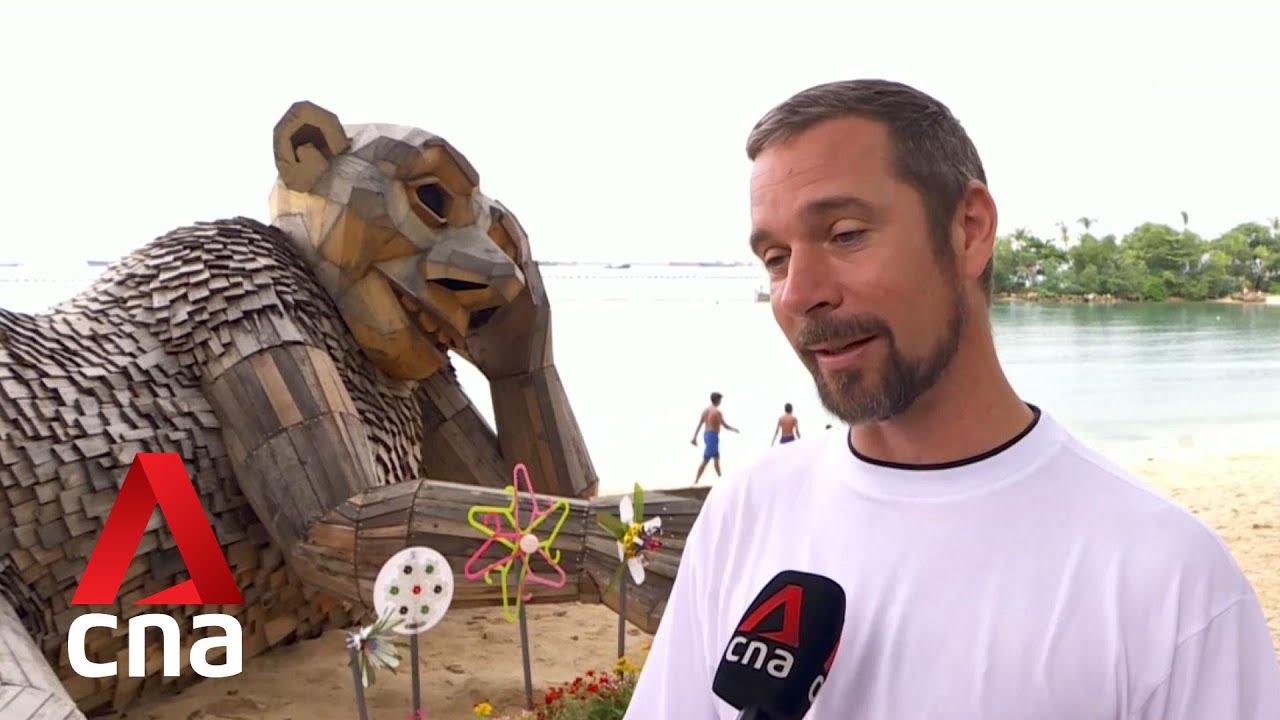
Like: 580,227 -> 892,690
290,481 -> 710,632
289,480 -> 711,633
0,595 -> 84,719
0,100 -> 612,717
292,479 -> 593,611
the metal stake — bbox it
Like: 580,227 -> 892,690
410,632 -> 422,715
348,644 -> 370,720
617,577 -> 628,661
518,603 -> 534,710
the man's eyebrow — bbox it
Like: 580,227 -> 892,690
748,195 -> 879,255
748,228 -> 774,256
802,194 -> 879,221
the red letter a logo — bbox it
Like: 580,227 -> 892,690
72,453 -> 243,606
736,583 -> 803,648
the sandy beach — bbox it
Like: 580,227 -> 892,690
110,451 -> 1279,720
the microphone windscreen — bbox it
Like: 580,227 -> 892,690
712,570 -> 846,719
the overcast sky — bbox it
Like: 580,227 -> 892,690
1,0 -> 1275,267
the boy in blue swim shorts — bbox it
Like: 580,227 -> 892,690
691,391 -> 739,483
772,402 -> 801,445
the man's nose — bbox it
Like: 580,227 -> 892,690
775,245 -> 841,317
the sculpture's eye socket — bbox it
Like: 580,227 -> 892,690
469,306 -> 498,331
415,183 -> 449,222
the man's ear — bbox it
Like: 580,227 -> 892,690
958,179 -> 998,284
273,100 -> 351,193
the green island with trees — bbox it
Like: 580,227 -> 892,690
992,214 -> 1280,303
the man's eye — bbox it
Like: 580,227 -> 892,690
832,230 -> 867,244
763,253 -> 788,269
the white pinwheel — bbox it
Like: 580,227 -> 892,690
598,483 -> 663,590
344,606 -> 404,688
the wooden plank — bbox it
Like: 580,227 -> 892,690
285,414 -> 367,520
0,594 -> 86,719
248,351 -> 306,429
303,346 -> 356,416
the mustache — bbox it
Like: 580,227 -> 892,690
792,314 -> 891,349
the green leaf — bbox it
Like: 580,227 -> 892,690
597,511 -> 626,539
633,484 -> 645,523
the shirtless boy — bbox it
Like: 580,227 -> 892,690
691,391 -> 738,483
772,402 -> 801,445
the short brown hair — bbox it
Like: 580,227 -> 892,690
746,79 -> 993,297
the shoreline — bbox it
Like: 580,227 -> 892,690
994,291 -> 1279,305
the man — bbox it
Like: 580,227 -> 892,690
691,391 -> 738,483
626,79 -> 1280,718
771,402 -> 801,445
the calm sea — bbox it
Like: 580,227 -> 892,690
456,267 -> 1280,493
4,265 -> 1278,494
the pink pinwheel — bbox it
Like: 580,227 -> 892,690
464,463 -> 571,623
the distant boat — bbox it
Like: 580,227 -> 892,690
755,287 -> 770,302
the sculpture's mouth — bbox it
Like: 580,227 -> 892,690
380,265 -> 520,356
392,283 -> 468,353
371,238 -> 526,360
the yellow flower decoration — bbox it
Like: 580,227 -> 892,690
597,483 -> 663,590
621,523 -> 643,559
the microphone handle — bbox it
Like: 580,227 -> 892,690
735,708 -> 773,720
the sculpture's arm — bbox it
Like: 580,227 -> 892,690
202,339 -> 380,589
416,367 -> 508,489
463,203 -> 599,499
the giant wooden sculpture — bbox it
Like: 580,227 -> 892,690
0,101 -> 705,718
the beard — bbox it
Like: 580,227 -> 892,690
793,278 -> 967,426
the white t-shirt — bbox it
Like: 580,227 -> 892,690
625,408 -> 1280,719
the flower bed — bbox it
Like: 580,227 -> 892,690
474,645 -> 648,720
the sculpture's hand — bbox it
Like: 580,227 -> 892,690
460,202 -> 597,498
461,208 -> 551,381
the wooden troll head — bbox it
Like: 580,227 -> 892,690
268,100 -> 530,380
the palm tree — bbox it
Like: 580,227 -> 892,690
1180,210 -> 1189,231
1077,216 -> 1097,234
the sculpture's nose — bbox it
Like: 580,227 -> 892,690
430,230 -> 522,283
422,228 -> 525,316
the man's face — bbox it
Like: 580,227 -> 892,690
748,117 -> 967,425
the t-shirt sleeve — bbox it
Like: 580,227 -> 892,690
624,489 -> 724,719
1131,593 -> 1280,719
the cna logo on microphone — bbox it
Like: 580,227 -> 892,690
68,453 -> 245,679
713,569 -> 847,716
724,580 -> 805,678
